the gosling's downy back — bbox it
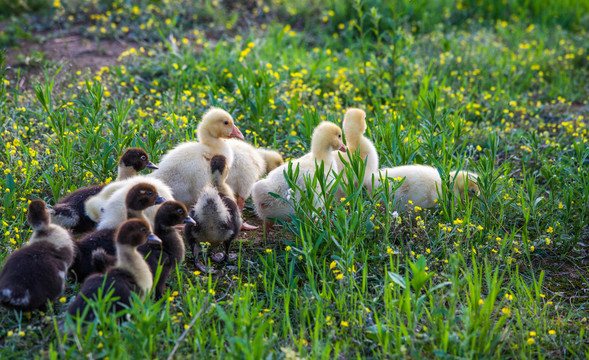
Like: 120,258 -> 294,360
257,149 -> 284,174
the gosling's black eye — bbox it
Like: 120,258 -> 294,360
177,208 -> 184,214
141,227 -> 147,233
141,155 -> 147,161
338,134 -> 341,138
224,121 -> 229,125
147,191 -> 153,196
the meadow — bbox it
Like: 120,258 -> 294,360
0,0 -> 588,358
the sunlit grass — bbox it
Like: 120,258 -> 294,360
0,0 -> 588,358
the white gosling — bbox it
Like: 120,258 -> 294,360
375,165 -> 479,210
149,107 -> 244,207
333,108 -> 379,197
252,121 -> 346,228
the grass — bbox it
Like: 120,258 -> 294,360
1,0 -> 589,358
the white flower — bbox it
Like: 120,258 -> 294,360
392,211 -> 399,218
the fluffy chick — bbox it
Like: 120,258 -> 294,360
251,121 -> 346,226
375,165 -> 479,210
138,201 -> 193,298
149,108 -> 244,207
0,200 -> 74,311
67,219 -> 160,321
334,108 -> 379,196
50,148 -> 157,233
184,155 -> 241,272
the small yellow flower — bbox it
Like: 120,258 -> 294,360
208,289 -> 216,296
558,202 -> 564,209
7,331 -> 13,337
18,331 -> 25,336
341,321 -> 349,327
478,299 -> 484,306
530,331 -> 537,337
285,246 -> 291,251
329,261 -> 337,269
266,249 -> 272,254
548,330 -> 556,335
336,274 -> 343,280
59,297 -> 66,303
527,338 -> 534,345
193,271 -> 201,276
476,145 -> 482,151
501,307 -> 511,315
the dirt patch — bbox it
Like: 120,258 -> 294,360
531,253 -> 589,304
5,31 -> 136,88
179,213 -> 294,278
238,214 -> 293,249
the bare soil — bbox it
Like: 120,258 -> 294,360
5,30 -> 136,88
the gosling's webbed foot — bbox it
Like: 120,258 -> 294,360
211,253 -> 226,263
241,221 -> 259,231
211,252 -> 238,263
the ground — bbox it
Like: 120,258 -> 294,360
0,0 -> 588,358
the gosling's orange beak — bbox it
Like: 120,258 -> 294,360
230,125 -> 244,140
338,143 -> 347,152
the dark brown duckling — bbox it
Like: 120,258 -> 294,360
184,155 -> 241,273
49,148 -> 158,233
0,200 -> 74,311
137,201 -> 193,298
67,219 -> 160,321
115,148 -> 159,180
70,183 -> 164,282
